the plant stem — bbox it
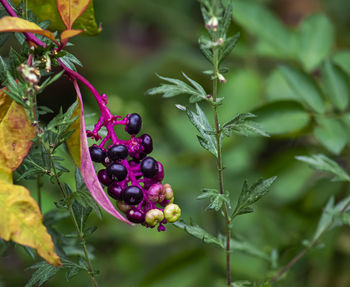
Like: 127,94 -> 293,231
36,174 -> 42,211
211,26 -> 232,287
42,143 -> 99,287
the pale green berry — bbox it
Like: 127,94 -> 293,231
145,209 -> 164,227
116,201 -> 131,213
163,183 -> 174,201
164,204 -> 181,223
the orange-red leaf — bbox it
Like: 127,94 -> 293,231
57,0 -> 91,29
0,16 -> 57,43
61,28 -> 83,42
0,180 -> 61,266
0,89 -> 35,171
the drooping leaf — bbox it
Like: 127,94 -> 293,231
321,60 -> 350,111
222,113 -> 269,137
173,220 -> 224,248
12,0 -> 99,35
25,261 -> 61,287
0,89 -> 35,171
314,117 -> 348,155
296,154 -> 350,182
186,104 -> 217,157
233,177 -> 277,218
57,0 -> 90,29
280,65 -> 325,113
0,16 -> 57,43
65,88 -> 131,224
297,14 -> 334,71
0,180 -> 61,266
146,74 -> 208,103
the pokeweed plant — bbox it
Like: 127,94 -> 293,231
147,1 -> 277,286
0,0 -> 180,286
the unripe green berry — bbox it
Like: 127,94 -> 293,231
163,183 -> 174,200
116,201 -> 131,213
145,209 -> 164,227
164,204 -> 181,223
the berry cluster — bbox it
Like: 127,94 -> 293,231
88,112 -> 180,231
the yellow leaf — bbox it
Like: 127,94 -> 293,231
0,16 -> 57,44
57,0 -> 91,29
0,180 -> 61,266
0,89 -> 35,171
60,28 -> 83,42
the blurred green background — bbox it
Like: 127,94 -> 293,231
1,0 -> 350,286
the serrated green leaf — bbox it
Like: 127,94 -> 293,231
297,14 -> 334,71
233,177 -> 277,218
218,32 -> 240,63
222,113 -> 269,137
197,188 -> 230,211
186,104 -> 217,157
296,154 -> 350,182
25,261 -> 61,287
173,221 -> 224,248
322,60 -> 350,111
280,65 -> 325,113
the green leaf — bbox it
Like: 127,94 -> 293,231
197,188 -> 230,211
146,74 -> 208,103
314,117 -> 348,155
173,220 -> 224,248
333,51 -> 350,76
25,261 -> 61,287
295,154 -> 350,182
13,0 -> 99,35
233,177 -> 277,218
297,14 -> 334,71
313,196 -> 350,240
280,65 -> 325,113
234,0 -> 293,57
218,32 -> 240,64
231,281 -> 252,287
222,113 -> 269,137
186,104 -> 217,157
321,60 -> 350,111
253,100 -> 310,135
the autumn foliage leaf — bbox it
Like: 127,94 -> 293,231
57,0 -> 91,30
0,90 -> 61,266
0,16 -> 57,43
66,85 -> 132,224
60,28 -> 82,43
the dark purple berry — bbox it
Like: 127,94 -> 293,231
107,182 -> 123,200
123,186 -> 143,205
155,162 -> 164,181
132,152 -> 146,162
107,144 -> 128,161
97,169 -> 112,186
140,134 -> 153,154
89,146 -> 106,163
126,113 -> 142,135
126,208 -> 145,223
141,157 -> 159,178
106,163 -> 127,181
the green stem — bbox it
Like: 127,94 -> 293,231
36,174 -> 41,211
42,143 -> 99,287
211,26 -> 232,287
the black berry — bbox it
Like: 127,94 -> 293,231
106,163 -> 127,181
107,182 -> 123,200
140,134 -> 153,154
126,113 -> 142,135
123,186 -> 143,205
97,169 -> 112,186
89,146 -> 106,163
126,208 -> 145,223
141,157 -> 159,178
107,144 -> 128,161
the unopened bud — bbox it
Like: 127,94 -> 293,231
206,16 -> 218,31
217,73 -> 226,83
164,204 -> 181,223
145,209 -> 164,227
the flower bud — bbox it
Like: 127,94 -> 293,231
206,16 -> 218,31
163,183 -> 174,200
164,204 -> 181,223
145,209 -> 164,227
217,73 -> 226,83
147,183 -> 165,202
116,201 -> 131,213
